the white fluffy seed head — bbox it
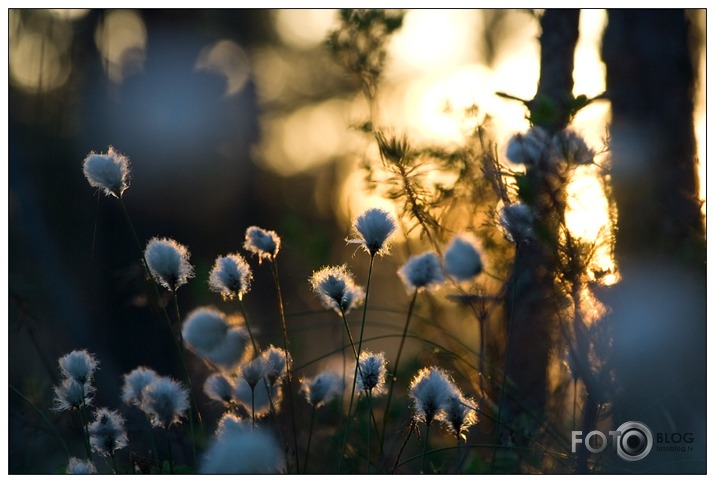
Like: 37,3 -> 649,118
440,393 -> 478,439
82,146 -> 131,198
444,234 -> 483,282
200,413 -> 285,474
208,253 -> 253,300
310,265 -> 365,315
181,307 -> 252,371
53,378 -> 93,412
409,366 -> 458,426
121,366 -> 159,407
243,226 -> 281,263
301,371 -> 343,408
499,203 -> 535,243
261,345 -> 289,385
144,237 -> 194,291
505,127 -> 550,165
58,349 -> 99,385
203,373 -> 235,404
553,129 -> 594,165
182,307 -> 229,354
357,351 -> 388,395
67,457 -> 96,475
139,376 -> 189,429
397,252 -> 445,293
88,407 -> 128,457
232,375 -> 282,418
348,207 -> 397,257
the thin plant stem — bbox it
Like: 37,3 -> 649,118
10,384 -> 70,458
251,387 -> 256,431
455,436 -> 461,473
166,433 -> 174,474
111,453 -> 118,475
171,291 -> 199,467
340,329 -> 346,433
269,259 -> 300,474
303,405 -> 316,474
380,290 -> 418,451
421,422 -> 431,474
146,421 -> 161,470
337,309 -> 368,473
356,255 -> 375,368
238,299 -> 260,355
78,398 -> 92,461
366,389 -> 373,473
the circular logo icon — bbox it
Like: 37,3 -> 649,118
615,421 -> 653,462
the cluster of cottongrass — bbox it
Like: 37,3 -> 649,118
70,147 -> 490,474
52,350 -> 129,473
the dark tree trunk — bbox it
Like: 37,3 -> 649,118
601,9 -> 706,474
497,9 -> 580,472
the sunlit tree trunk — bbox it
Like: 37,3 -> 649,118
498,9 -> 580,472
601,9 -> 706,473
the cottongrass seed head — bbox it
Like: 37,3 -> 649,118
67,457 -> 97,475
144,237 -> 194,291
58,349 -> 99,385
182,306 -> 252,371
82,146 -> 130,198
310,265 -> 365,315
505,126 -> 550,166
444,233 -> 483,282
233,372 -> 282,418
204,373 -> 235,404
121,366 -> 159,407
53,378 -> 94,412
260,345 -> 290,385
441,392 -> 478,439
398,251 -> 445,293
409,366 -> 458,426
499,203 -> 535,243
209,253 -> 253,300
88,407 -> 129,457
244,226 -> 281,263
139,376 -> 190,429
200,413 -> 285,474
357,351 -> 388,396
301,371 -> 343,408
349,207 -> 397,257
552,129 -> 594,165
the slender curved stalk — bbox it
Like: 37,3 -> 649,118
269,259 -> 300,474
238,299 -> 260,355
366,389 -> 373,473
356,255 -> 375,368
421,422 -> 431,474
380,290 -> 418,452
110,453 -> 118,475
78,397 -> 92,460
303,405 -> 316,474
251,388 -> 256,431
10,384 -> 70,458
166,434 -> 174,474
337,309 -> 368,473
171,291 -> 198,467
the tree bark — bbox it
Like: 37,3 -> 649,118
497,9 -> 580,472
601,9 -> 706,474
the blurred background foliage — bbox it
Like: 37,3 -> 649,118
8,9 -> 706,474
